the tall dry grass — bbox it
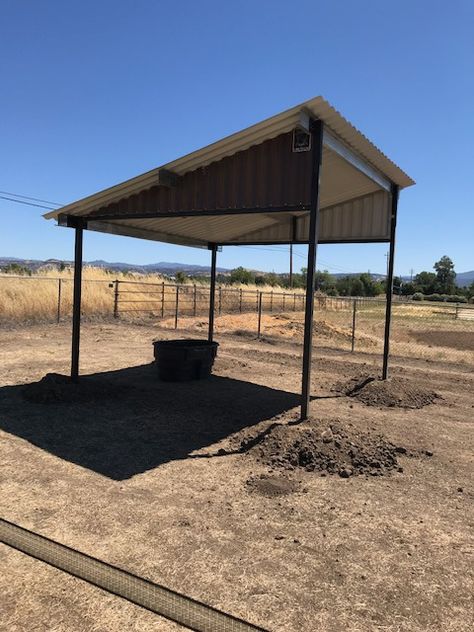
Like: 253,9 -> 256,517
0,267 -> 305,322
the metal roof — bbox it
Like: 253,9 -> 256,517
44,96 -> 414,247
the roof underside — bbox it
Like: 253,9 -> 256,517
45,97 -> 414,247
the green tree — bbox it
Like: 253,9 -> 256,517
263,271 -> 280,287
434,255 -> 456,294
3,263 -> 32,276
175,271 -> 187,284
314,270 -> 335,292
413,271 -> 438,295
229,266 -> 255,285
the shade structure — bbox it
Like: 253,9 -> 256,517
44,96 -> 413,247
44,96 -> 414,419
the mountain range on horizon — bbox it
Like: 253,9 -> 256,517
0,256 -> 473,286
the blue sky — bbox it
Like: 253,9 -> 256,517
1,0 -> 473,276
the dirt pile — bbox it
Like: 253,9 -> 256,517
243,421 -> 403,477
270,316 -> 353,342
22,373 -> 127,404
333,375 -> 438,408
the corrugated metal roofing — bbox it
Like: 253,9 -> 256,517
44,96 -> 414,247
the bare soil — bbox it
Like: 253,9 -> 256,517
0,320 -> 473,632
332,374 -> 439,408
411,329 -> 474,352
242,420 -> 404,477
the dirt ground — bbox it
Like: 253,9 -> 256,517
0,320 -> 473,632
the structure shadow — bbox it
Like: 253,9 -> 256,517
0,364 -> 300,480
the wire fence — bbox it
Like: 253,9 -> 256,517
1,275 -> 473,368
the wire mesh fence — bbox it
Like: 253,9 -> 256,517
1,275 -> 473,368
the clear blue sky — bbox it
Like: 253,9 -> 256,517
1,0 -> 473,276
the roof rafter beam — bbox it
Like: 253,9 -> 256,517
322,130 -> 392,192
76,205 -> 311,223
86,220 -> 208,248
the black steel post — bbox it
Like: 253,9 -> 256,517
208,245 -> 217,342
257,291 -> 263,338
301,119 -> 324,419
71,226 -> 84,381
382,184 -> 399,379
113,280 -> 119,318
193,284 -> 197,316
174,286 -> 179,329
289,244 -> 293,288
57,278 -> 62,324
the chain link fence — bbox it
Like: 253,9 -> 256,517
1,274 -> 473,368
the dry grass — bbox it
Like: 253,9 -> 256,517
0,267 -> 305,323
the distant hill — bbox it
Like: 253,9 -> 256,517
455,271 -> 474,287
1,256 -> 472,285
0,256 -> 229,276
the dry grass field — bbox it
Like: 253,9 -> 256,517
0,317 -> 473,631
0,269 -> 303,322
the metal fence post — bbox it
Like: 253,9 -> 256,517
57,278 -> 62,324
257,291 -> 263,338
282,292 -> 286,311
174,285 -> 179,329
239,288 -> 243,313
218,287 -> 222,315
351,298 -> 357,353
270,290 -> 273,312
113,280 -> 119,318
293,292 -> 296,311
193,284 -> 197,317
455,303 -> 459,320
161,282 -> 165,318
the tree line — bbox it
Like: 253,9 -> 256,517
211,255 -> 473,302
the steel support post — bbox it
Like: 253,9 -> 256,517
382,184 -> 399,379
208,245 -> 218,342
113,280 -> 119,318
71,226 -> 84,381
300,119 -> 324,419
57,278 -> 62,324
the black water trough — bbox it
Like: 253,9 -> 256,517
153,339 -> 219,381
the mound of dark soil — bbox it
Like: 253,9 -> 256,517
333,375 -> 438,409
244,422 -> 402,477
22,373 -> 127,404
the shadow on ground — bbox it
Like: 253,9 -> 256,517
0,364 -> 300,480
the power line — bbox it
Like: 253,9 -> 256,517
0,190 -> 63,207
0,195 -> 58,211
240,245 -> 354,274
